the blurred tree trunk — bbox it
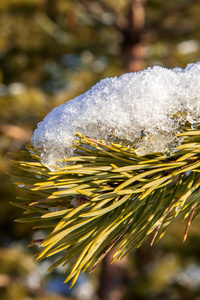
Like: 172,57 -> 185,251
97,250 -> 127,300
121,0 -> 147,72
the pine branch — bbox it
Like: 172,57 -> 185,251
10,125 -> 200,286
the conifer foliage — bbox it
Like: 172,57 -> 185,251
10,125 -> 200,286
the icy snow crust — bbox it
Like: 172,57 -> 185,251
32,62 -> 200,170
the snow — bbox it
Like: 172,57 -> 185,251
31,62 -> 200,170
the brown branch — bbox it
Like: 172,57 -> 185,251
90,219 -> 132,273
87,137 -> 111,149
183,203 -> 197,242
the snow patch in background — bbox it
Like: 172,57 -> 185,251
32,62 -> 200,170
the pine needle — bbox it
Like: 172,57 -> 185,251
9,126 -> 200,286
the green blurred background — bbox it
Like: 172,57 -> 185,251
1,0 -> 200,299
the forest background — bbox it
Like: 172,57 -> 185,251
1,0 -> 200,300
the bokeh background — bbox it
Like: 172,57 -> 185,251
1,0 -> 200,299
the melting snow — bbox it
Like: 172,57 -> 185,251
32,62 -> 200,170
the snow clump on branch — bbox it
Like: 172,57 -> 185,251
32,62 -> 200,170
